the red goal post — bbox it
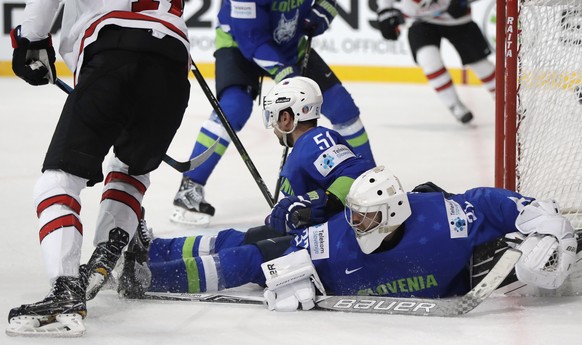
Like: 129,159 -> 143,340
495,0 -> 582,229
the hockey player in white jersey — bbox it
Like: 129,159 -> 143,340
7,0 -> 191,337
376,0 -> 496,123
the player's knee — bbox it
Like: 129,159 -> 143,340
219,86 -> 254,131
33,170 -> 87,208
468,58 -> 495,79
416,45 -> 445,72
321,84 -> 359,125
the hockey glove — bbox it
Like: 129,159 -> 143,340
304,0 -> 338,37
10,25 -> 56,86
412,181 -> 452,197
262,250 -> 326,312
377,8 -> 405,40
269,190 -> 328,234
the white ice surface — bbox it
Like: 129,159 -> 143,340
1,78 -> 580,344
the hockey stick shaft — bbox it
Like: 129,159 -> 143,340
143,248 -> 521,316
272,36 -> 313,202
54,78 -> 209,173
190,62 -> 275,208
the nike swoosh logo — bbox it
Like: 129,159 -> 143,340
345,267 -> 363,275
325,71 -> 332,78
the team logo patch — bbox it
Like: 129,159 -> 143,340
314,144 -> 355,177
274,11 -> 298,44
308,223 -> 329,260
231,1 -> 257,19
444,198 -> 468,238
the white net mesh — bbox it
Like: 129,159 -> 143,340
516,0 -> 582,229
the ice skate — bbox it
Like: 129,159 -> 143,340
118,209 -> 153,299
6,276 -> 87,337
82,227 -> 129,301
170,176 -> 215,226
117,251 -> 152,299
449,103 -> 474,124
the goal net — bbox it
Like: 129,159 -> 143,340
495,0 -> 582,230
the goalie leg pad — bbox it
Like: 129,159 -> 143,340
516,234 -> 577,289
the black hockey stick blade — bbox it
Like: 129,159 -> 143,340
162,138 -> 219,173
315,248 -> 522,316
55,78 -> 206,174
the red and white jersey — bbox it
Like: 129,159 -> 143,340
20,0 -> 190,79
377,0 -> 472,26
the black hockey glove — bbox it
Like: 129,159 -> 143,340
377,8 -> 405,41
269,190 -> 329,234
412,181 -> 452,197
304,0 -> 338,37
10,25 -> 56,86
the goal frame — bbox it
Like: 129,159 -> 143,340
494,0 -> 519,191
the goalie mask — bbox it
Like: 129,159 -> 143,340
262,77 -> 322,134
345,166 -> 412,254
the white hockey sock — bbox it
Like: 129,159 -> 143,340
95,156 -> 150,245
468,58 -> 496,95
33,170 -> 88,281
416,45 -> 462,108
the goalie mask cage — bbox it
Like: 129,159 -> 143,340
495,0 -> 582,230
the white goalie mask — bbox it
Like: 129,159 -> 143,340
262,77 -> 322,134
344,166 -> 412,254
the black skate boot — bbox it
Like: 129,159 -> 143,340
170,176 -> 215,226
7,276 -> 87,337
449,102 -> 474,124
82,227 -> 129,301
118,208 -> 153,299
117,251 -> 152,299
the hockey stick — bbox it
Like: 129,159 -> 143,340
190,62 -> 275,208
272,36 -> 313,203
54,78 -> 217,173
143,248 -> 521,316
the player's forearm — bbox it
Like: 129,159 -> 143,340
20,0 -> 61,41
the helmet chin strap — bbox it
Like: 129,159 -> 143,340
275,123 -> 296,148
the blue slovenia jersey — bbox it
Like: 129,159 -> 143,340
289,187 -> 532,297
216,0 -> 314,72
278,126 -> 375,199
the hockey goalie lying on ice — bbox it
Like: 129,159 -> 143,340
7,166 -> 580,335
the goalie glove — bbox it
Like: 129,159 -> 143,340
262,249 -> 326,312
10,25 -> 56,86
304,0 -> 338,37
377,8 -> 405,40
514,200 -> 578,289
268,190 -> 329,234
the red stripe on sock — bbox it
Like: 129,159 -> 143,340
37,194 -> 81,217
481,72 -> 495,83
426,67 -> 447,80
101,189 -> 142,220
39,214 -> 83,242
435,80 -> 453,92
104,172 -> 147,195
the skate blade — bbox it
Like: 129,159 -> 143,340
170,207 -> 211,227
6,313 -> 85,337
